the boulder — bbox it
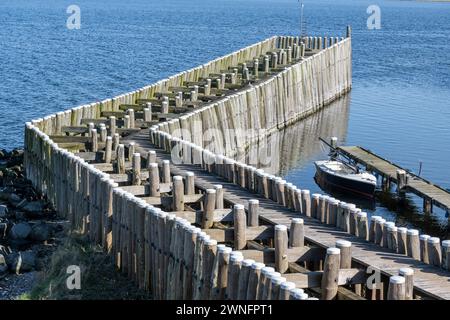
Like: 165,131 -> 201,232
10,222 -> 31,240
6,251 -> 36,273
0,223 -> 8,239
0,205 -> 7,218
22,201 -> 44,213
0,254 -> 8,275
30,222 -> 51,242
8,193 -> 21,206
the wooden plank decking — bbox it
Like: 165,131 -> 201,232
125,130 -> 450,300
338,146 -> 450,212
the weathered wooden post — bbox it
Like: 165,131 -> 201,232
427,237 -> 442,267
116,144 -> 125,174
237,259 -> 255,299
202,189 -> 216,229
162,159 -> 171,183
105,136 -> 112,163
256,267 -> 275,300
275,225 -> 289,273
99,124 -> 107,142
132,153 -> 141,185
346,25 -> 352,38
128,142 -> 135,161
387,225 -> 398,252
387,276 -> 405,300
397,227 -> 408,255
407,229 -> 420,260
246,262 -> 265,300
301,190 -> 311,217
369,216 -> 381,243
234,204 -> 246,250
172,175 -> 185,212
113,133 -> 120,152
184,171 -> 195,195
127,109 -> 135,128
144,103 -> 152,122
248,199 -> 259,227
311,193 -> 320,219
214,184 -> 224,209
109,116 -> 116,137
442,240 -> 450,271
289,218 -> 304,247
419,234 -> 430,264
399,268 -> 414,300
90,128 -> 98,152
279,282 -> 296,300
227,252 -> 243,300
321,247 -> 341,300
396,169 -> 407,195
148,163 -> 160,197
162,101 -> 169,114
336,240 -> 352,269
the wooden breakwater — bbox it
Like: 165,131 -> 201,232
22,28 -> 450,300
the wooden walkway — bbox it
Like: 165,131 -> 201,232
126,130 -> 450,300
338,146 -> 450,213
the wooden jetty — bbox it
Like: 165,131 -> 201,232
22,28 -> 450,300
338,146 -> 450,214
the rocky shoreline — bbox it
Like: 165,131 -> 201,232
0,148 -> 67,299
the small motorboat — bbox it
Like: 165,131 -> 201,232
314,137 -> 378,198
314,160 -> 377,198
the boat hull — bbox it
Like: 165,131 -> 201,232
314,163 -> 376,198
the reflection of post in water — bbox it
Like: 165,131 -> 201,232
238,94 -> 351,175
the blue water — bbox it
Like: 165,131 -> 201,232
1,0 -> 449,234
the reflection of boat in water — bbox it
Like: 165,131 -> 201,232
314,137 -> 377,201
314,160 -> 377,198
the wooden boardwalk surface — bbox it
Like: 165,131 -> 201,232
126,130 -> 450,300
338,146 -> 450,212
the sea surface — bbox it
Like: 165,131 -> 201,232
1,0 -> 449,236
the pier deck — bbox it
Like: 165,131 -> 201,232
338,146 -> 450,213
126,130 -> 450,300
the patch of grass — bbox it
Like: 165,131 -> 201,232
28,232 -> 151,300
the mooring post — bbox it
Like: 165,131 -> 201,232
214,184 -> 224,209
419,234 -> 430,263
369,216 -> 381,243
336,240 -> 352,269
162,159 -> 170,183
256,267 -> 274,300
301,190 -> 311,217
248,199 -> 259,227
246,262 -> 264,300
399,268 -> 414,300
397,227 -> 408,255
172,175 -> 184,212
387,276 -> 405,300
116,144 -> 125,174
99,124 -> 107,142
105,136 -> 112,163
442,240 -> 450,271
311,193 -> 320,218
407,229 -> 420,260
234,204 -> 247,250
202,189 -> 216,229
237,259 -> 255,300
149,163 -> 160,197
90,128 -> 98,152
109,116 -> 116,137
427,237 -> 442,267
184,171 -> 195,195
396,169 -> 407,195
227,253 -> 243,300
321,247 -> 340,300
289,218 -> 304,247
113,133 -> 120,153
279,282 -> 296,300
162,101 -> 169,114
386,225 -> 398,252
346,25 -> 352,38
132,153 -> 141,185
